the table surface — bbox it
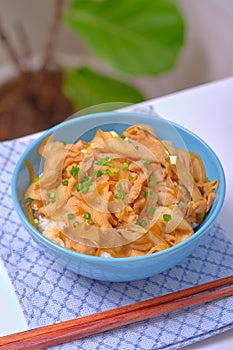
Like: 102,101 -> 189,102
147,76 -> 233,349
1,76 -> 233,348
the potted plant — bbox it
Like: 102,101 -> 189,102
0,0 -> 185,140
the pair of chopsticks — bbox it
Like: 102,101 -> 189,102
0,275 -> 232,350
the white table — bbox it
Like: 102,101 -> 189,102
1,77 -> 233,348
153,77 -> 233,237
146,76 -> 233,349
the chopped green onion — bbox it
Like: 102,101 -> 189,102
91,186 -> 96,192
168,205 -> 173,209
147,206 -> 156,214
139,218 -> 147,227
82,186 -> 89,194
142,158 -> 150,165
122,162 -> 129,170
110,131 -> 118,138
62,141 -> 67,145
144,190 -> 153,198
94,170 -> 103,177
149,176 -> 156,186
88,219 -> 94,225
189,201 -> 195,205
33,177 -> 39,183
129,175 -> 134,180
115,184 -> 122,192
49,190 -> 56,203
76,183 -> 82,191
82,174 -> 89,181
62,180 -> 69,186
73,221 -> 79,227
67,213 -> 74,220
104,169 -> 111,176
33,218 -> 39,226
115,193 -> 122,200
83,212 -> 91,220
163,214 -> 172,222
94,157 -> 114,167
113,171 -> 119,175
71,166 -> 80,178
120,133 -> 125,139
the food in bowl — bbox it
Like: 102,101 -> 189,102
24,123 -> 219,258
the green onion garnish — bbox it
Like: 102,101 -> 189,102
49,190 -> 56,203
82,174 -> 89,181
71,166 -> 80,178
62,180 -> 69,186
144,190 -> 153,198
120,133 -> 125,139
122,162 -> 129,170
67,213 -> 74,220
94,170 -> 103,177
33,177 -> 39,183
168,205 -> 173,209
94,157 -> 114,167
82,186 -> 89,194
76,183 -> 82,191
33,218 -> 39,226
115,184 -> 122,192
163,214 -> 172,222
113,171 -> 119,175
88,219 -> 94,225
73,221 -> 79,227
142,159 -> 150,165
104,169 -> 111,176
149,176 -> 156,186
139,218 -> 147,227
83,212 -> 91,220
115,193 -> 122,200
129,175 -> 134,180
110,131 -> 118,138
147,206 -> 156,214
115,192 -> 125,200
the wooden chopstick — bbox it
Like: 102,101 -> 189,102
0,275 -> 232,350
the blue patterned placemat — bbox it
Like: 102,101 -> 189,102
0,135 -> 233,350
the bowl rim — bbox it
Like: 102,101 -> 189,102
12,111 -> 226,263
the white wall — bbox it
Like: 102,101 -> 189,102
0,0 -> 233,98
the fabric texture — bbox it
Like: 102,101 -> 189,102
0,112 -> 232,349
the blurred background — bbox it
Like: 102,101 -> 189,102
0,0 -> 232,140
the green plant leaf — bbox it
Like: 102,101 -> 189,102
62,67 -> 144,110
63,0 -> 185,75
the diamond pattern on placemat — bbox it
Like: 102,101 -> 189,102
0,133 -> 233,350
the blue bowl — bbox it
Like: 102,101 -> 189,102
12,112 -> 226,282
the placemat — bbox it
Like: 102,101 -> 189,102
0,132 -> 233,350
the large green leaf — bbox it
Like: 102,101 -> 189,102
63,0 -> 185,75
62,67 -> 144,110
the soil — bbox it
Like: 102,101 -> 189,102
0,69 -> 74,141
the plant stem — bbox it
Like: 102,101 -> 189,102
0,19 -> 24,71
15,22 -> 31,62
41,0 -> 64,71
